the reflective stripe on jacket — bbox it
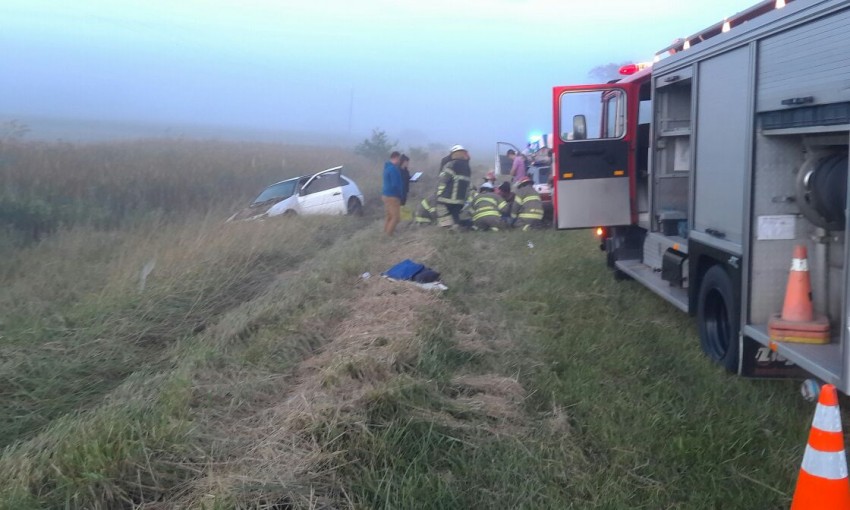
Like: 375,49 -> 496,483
511,185 -> 543,221
472,192 -> 508,222
436,159 -> 472,205
414,194 -> 437,223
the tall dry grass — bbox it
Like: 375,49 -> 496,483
0,139 -> 380,242
0,213 -> 369,446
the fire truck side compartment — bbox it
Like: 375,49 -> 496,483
756,7 -> 850,114
693,46 -> 752,248
648,0 -> 850,389
747,2 -> 850,388
652,75 -> 692,234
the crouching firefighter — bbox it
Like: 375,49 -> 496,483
414,193 -> 438,225
435,145 -> 472,228
511,176 -> 544,231
471,182 -> 508,231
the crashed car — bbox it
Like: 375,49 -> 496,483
228,166 -> 365,221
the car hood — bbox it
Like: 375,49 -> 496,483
228,198 -> 282,222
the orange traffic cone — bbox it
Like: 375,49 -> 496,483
791,384 -> 850,509
768,245 -> 830,344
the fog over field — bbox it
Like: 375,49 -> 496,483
4,0 -> 746,150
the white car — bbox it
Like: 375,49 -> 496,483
228,166 -> 365,221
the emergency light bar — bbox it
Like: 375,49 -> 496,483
619,62 -> 652,76
655,0 -> 795,57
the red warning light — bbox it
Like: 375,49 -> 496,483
618,62 -> 651,76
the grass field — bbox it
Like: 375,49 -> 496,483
0,139 -> 830,509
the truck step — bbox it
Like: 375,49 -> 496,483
615,260 -> 689,313
744,324 -> 841,386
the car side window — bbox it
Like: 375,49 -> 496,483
302,172 -> 340,195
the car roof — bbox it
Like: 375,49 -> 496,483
312,165 -> 343,177
263,166 -> 346,189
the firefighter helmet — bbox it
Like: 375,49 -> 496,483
449,144 -> 466,153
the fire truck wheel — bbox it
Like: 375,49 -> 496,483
697,265 -> 740,373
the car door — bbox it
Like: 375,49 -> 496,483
553,84 -> 631,229
495,142 -> 523,178
298,166 -> 346,215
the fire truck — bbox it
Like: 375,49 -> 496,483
553,0 -> 850,390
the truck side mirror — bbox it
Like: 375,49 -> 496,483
573,115 -> 587,140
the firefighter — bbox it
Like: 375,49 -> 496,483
413,193 -> 437,225
471,182 -> 508,231
465,171 -> 496,211
497,181 -> 515,219
435,145 -> 472,228
511,176 -> 544,231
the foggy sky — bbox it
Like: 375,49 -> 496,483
2,0 -> 749,150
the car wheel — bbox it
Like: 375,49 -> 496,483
697,265 -> 740,373
347,198 -> 363,216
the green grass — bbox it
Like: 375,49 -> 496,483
514,231 -> 808,508
0,216 -> 367,448
1,221 -> 823,508
325,229 -> 813,509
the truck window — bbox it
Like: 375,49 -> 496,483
559,89 -> 625,141
639,99 -> 652,125
605,95 -> 625,138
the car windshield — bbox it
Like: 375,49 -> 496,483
253,180 -> 298,204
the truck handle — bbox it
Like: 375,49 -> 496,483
781,96 -> 814,107
705,228 -> 726,239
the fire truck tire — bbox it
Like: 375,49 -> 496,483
697,265 -> 740,373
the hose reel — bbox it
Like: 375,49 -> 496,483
796,151 -> 848,232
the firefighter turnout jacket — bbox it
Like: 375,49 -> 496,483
471,191 -> 508,231
472,191 -> 508,227
414,194 -> 437,224
436,158 -> 472,205
511,183 -> 544,230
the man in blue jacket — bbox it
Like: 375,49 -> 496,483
382,151 -> 403,236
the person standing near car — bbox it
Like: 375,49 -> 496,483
398,154 -> 411,206
435,145 -> 472,229
507,149 -> 527,184
382,151 -> 403,236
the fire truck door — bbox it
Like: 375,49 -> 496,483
555,86 -> 631,229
